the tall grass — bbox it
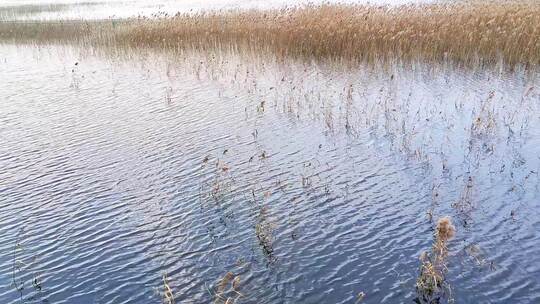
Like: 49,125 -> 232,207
1,1 -> 539,65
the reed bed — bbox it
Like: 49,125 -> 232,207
1,1 -> 539,65
0,21 -> 116,46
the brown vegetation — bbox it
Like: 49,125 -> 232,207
416,216 -> 456,303
0,2 -> 538,65
214,271 -> 243,304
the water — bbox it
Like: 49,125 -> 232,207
0,0 -> 439,21
0,44 -> 539,304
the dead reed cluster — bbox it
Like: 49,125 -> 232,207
1,2 -> 539,65
416,216 -> 456,303
214,271 -> 243,304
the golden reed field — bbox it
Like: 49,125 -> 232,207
1,1 -> 539,66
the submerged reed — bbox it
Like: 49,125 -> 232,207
416,216 -> 456,303
214,272 -> 243,304
1,1 -> 538,66
162,274 -> 175,304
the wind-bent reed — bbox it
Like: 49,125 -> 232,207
1,1 -> 539,66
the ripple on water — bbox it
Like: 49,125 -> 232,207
0,44 -> 539,303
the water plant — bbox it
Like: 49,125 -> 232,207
254,205 -> 275,261
10,228 -> 46,303
213,271 -> 243,304
162,274 -> 175,304
416,217 -> 456,304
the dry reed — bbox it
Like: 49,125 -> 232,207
1,1 -> 538,66
0,20 -> 111,44
214,271 -> 243,304
162,274 -> 175,304
416,216 -> 456,303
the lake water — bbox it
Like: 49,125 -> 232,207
0,0 -> 439,21
0,42 -> 539,304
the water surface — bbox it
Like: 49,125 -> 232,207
0,0 -> 439,21
0,44 -> 539,303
